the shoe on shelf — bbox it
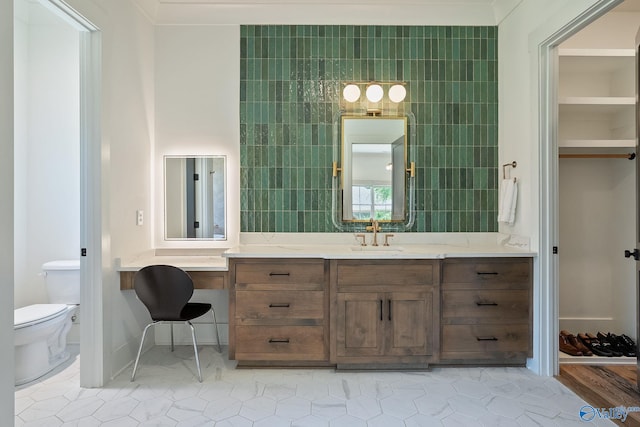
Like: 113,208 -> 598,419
559,333 -> 583,356
595,332 -> 624,357
606,333 -> 636,357
560,330 -> 592,356
578,333 -> 613,357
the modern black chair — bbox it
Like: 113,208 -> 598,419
130,265 -> 221,382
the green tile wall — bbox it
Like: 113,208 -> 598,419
240,25 -> 498,232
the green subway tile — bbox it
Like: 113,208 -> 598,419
240,25 -> 497,233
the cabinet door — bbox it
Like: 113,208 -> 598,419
336,292 -> 384,357
386,291 -> 432,357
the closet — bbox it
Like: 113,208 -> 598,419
558,3 -> 639,364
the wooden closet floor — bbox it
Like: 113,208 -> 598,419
556,364 -> 639,426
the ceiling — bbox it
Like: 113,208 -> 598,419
134,0 -> 523,25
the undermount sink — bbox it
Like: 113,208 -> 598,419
350,245 -> 404,252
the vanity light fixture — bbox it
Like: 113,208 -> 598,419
341,81 -> 407,105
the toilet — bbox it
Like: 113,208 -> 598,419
14,260 -> 80,385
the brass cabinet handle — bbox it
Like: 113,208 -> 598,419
269,303 -> 290,308
268,338 -> 290,343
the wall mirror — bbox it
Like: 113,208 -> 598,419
164,156 -> 226,240
332,114 -> 416,230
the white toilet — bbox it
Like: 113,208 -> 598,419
14,260 -> 80,385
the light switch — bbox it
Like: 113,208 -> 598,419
136,210 -> 143,226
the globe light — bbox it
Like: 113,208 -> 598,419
343,84 -> 361,102
365,84 -> 384,102
388,84 -> 407,103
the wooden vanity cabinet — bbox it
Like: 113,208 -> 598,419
440,257 -> 533,364
331,259 -> 439,368
229,258 -> 330,365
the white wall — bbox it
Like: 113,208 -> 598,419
0,0 -> 14,421
14,0 -> 80,310
63,0 -> 156,380
559,159 -> 635,334
154,25 -> 240,250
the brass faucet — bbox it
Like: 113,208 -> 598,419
365,218 -> 381,246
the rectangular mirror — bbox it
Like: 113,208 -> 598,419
341,116 -> 407,222
164,156 -> 226,240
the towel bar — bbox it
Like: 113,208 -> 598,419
502,161 -> 517,180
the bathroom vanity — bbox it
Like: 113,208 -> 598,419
222,242 -> 534,369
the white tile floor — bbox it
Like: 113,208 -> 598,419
15,345 -> 616,426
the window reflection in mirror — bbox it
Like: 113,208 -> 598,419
164,156 -> 226,240
342,117 -> 406,222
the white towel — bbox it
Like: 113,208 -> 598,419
498,178 -> 517,225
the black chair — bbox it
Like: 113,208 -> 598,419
130,265 -> 221,382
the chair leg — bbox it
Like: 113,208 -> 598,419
131,322 -> 155,382
170,322 -> 174,351
211,308 -> 222,353
187,321 -> 203,382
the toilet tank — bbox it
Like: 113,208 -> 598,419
42,260 -> 80,304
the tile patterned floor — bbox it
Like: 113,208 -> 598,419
15,345 -> 616,426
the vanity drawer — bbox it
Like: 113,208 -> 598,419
336,260 -> 436,287
235,325 -> 326,360
235,290 -> 324,322
441,324 -> 530,357
441,290 -> 529,321
235,259 -> 326,286
442,258 -> 531,288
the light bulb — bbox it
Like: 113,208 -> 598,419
388,84 -> 406,103
365,84 -> 383,102
343,84 -> 361,102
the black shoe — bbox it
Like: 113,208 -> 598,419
613,333 -> 637,357
578,333 -> 613,357
596,332 -> 624,357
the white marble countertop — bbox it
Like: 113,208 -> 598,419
222,243 -> 535,259
116,233 -> 536,271
116,249 -> 229,272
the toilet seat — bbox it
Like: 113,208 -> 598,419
14,304 -> 68,329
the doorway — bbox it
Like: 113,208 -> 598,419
13,0 -> 103,387
540,0 -> 639,393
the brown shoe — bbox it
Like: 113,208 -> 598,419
561,330 -> 592,356
560,333 -> 582,356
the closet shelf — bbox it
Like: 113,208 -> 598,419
558,96 -> 635,105
558,48 -> 635,57
559,139 -> 637,149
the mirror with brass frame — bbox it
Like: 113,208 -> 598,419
164,155 -> 226,240
332,114 -> 416,230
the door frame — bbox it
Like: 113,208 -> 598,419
39,0 -> 105,387
538,0 -> 623,376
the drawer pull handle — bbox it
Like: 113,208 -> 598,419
268,338 -> 290,344
269,272 -> 291,277
380,300 -> 383,321
476,336 -> 499,341
476,302 -> 498,306
269,303 -> 290,308
477,272 -> 498,275
388,299 -> 392,321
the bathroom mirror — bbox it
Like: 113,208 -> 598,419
164,156 -> 226,240
334,115 -> 416,227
